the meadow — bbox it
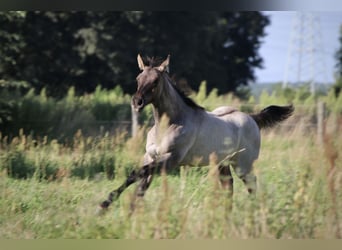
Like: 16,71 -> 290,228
0,83 -> 341,239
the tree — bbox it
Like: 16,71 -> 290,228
0,11 -> 270,96
333,25 -> 342,97
0,12 -> 89,96
215,12 -> 270,94
131,12 -> 269,95
335,25 -> 342,78
0,12 -> 26,82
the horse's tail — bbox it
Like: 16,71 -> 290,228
251,105 -> 294,130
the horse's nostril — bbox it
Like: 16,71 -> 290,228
137,98 -> 144,107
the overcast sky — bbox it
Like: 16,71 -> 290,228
254,11 -> 342,85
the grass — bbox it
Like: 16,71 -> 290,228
0,118 -> 341,239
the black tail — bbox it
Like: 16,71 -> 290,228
251,105 -> 294,129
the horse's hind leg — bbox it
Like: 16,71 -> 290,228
240,171 -> 257,195
235,155 -> 257,196
219,165 -> 234,214
219,165 -> 233,193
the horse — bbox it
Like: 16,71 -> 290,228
99,54 -> 294,211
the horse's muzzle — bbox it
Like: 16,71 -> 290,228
132,95 -> 145,112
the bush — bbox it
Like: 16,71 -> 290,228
2,149 -> 35,179
0,129 -> 139,181
0,85 -> 133,141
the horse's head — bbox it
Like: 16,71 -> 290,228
132,54 -> 170,112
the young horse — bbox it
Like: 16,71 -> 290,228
99,55 -> 294,211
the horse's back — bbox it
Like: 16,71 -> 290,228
212,108 -> 260,154
209,106 -> 237,117
181,107 -> 260,166
208,106 -> 256,131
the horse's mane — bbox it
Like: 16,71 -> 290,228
146,56 -> 164,68
170,82 -> 204,110
145,56 -> 204,111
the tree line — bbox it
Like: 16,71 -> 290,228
0,11 -> 270,97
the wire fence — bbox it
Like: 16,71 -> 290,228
5,102 -> 337,143
130,102 -> 332,141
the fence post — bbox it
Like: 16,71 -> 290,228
131,104 -> 139,137
317,101 -> 325,144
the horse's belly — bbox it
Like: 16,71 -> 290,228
180,132 -> 239,166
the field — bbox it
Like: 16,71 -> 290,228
1,84 -> 342,239
0,114 -> 341,239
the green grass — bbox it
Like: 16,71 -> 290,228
0,121 -> 341,239
2,77 -> 342,239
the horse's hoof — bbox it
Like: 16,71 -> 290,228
95,205 -> 108,216
95,200 -> 110,216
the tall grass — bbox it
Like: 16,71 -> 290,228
1,82 -> 342,238
0,114 -> 341,238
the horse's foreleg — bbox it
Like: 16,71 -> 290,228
134,152 -> 177,198
129,167 -> 155,213
99,162 -> 158,211
136,172 -> 154,197
100,169 -> 139,209
99,153 -> 175,214
131,159 -> 172,211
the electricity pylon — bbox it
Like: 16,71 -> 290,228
283,12 -> 327,94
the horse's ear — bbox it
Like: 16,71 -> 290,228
157,55 -> 170,73
137,54 -> 145,71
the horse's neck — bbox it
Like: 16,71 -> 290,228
152,75 -> 190,125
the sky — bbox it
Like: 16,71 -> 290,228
254,11 -> 342,85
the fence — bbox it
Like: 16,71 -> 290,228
3,102 -> 334,144
131,102 -> 332,145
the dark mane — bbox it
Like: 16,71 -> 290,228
146,56 -> 164,67
164,74 -> 204,110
